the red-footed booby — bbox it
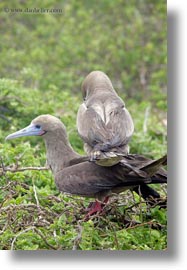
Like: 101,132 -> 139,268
77,71 -> 134,166
6,115 -> 167,217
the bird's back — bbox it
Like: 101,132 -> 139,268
77,71 -> 134,166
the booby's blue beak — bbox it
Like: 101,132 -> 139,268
5,123 -> 45,141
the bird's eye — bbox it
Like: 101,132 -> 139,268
35,125 -> 41,129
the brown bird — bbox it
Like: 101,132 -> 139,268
6,115 -> 167,217
77,71 -> 134,166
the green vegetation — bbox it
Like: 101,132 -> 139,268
0,0 -> 167,250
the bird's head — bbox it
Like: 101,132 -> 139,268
5,114 -> 66,141
81,71 -> 114,100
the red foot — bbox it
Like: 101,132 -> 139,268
84,197 -> 109,220
87,200 -> 103,215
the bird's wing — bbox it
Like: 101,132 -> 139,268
139,155 -> 167,176
55,162 -> 151,198
76,102 -> 110,146
120,154 -> 167,173
77,99 -> 134,148
120,154 -> 167,182
104,99 -> 134,146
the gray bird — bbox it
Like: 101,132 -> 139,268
6,115 -> 166,217
77,71 -> 134,166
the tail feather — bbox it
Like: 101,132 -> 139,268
140,155 -> 167,176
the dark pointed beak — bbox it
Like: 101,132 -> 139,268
5,124 -> 45,141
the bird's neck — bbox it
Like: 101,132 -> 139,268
44,133 -> 80,175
